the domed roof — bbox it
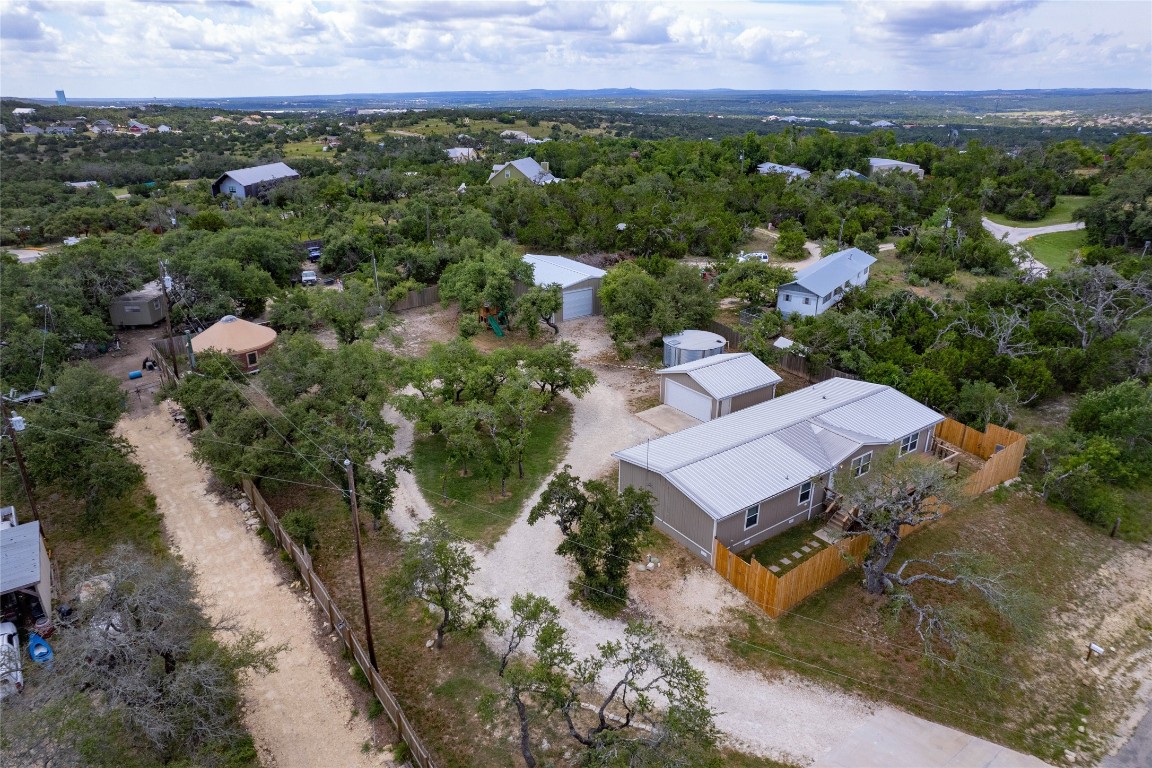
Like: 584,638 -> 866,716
191,315 -> 277,355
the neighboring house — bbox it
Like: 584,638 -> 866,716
92,119 -> 112,128
870,120 -> 896,127
211,162 -> 299,199
487,157 -> 560,186
1,512 -> 54,624
756,162 -> 811,181
446,147 -> 478,163
614,378 -> 945,563
127,119 -> 150,134
110,281 -> 166,327
657,353 -> 782,422
22,125 -> 43,135
776,247 -> 876,318
11,108 -> 35,116
836,169 -> 868,180
157,124 -> 172,133
500,129 -> 549,144
191,315 -> 278,372
44,126 -> 73,135
869,157 -> 924,179
521,254 -> 606,321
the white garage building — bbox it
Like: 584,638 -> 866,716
522,255 -> 606,322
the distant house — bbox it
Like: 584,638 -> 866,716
110,281 -> 166,327
870,120 -> 896,128
92,119 -> 112,128
657,353 -> 782,422
836,169 -> 868,181
756,162 -> 811,182
22,125 -> 43,135
614,378 -> 945,563
500,129 -> 549,145
157,124 -> 172,133
487,157 -> 560,186
211,162 -> 299,199
44,125 -> 74,135
869,157 -> 924,179
446,147 -> 478,163
65,181 -> 99,189
11,108 -> 35,116
127,119 -> 150,134
776,247 -> 876,318
191,315 -> 277,372
521,254 -> 605,321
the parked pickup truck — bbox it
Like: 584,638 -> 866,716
300,270 -> 318,286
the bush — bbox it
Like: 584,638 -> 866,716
909,253 -> 956,282
281,509 -> 319,551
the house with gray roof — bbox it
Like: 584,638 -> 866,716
1,513 -> 54,621
614,378 -> 944,563
446,147 -> 478,163
487,157 -> 560,187
657,353 -> 782,422
756,162 -> 811,181
776,247 -> 876,318
211,162 -> 299,199
521,254 -> 605,321
869,157 -> 924,179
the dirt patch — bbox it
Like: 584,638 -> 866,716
86,326 -> 172,417
118,411 -> 394,768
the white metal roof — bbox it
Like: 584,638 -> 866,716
218,162 -> 298,187
869,157 -> 922,172
0,521 -> 41,594
657,353 -> 782,400
523,255 -> 606,288
487,157 -> 559,185
115,280 -> 164,302
780,248 -> 876,297
756,162 -> 811,179
614,378 -> 943,520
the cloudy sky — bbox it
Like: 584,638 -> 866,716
1,0 -> 1149,98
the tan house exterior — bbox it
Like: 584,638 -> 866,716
657,353 -> 782,422
487,157 -> 560,187
191,315 -> 277,372
614,378 -> 944,564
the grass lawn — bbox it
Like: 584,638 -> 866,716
984,195 -> 1090,227
1021,229 -> 1086,271
739,518 -> 827,574
412,399 -> 573,545
282,140 -> 334,159
724,491 -> 1131,763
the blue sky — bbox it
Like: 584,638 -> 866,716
1,1 -> 1149,98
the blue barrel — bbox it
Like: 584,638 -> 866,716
128,370 -> 143,380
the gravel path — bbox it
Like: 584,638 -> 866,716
981,217 -> 1085,245
120,412 -> 390,768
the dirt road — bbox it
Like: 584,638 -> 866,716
119,412 -> 391,768
981,217 -> 1085,245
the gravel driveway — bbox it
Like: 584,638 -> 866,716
981,217 -> 1085,245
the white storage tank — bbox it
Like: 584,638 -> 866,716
662,330 -> 727,367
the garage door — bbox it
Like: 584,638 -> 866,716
562,288 -> 594,320
665,381 -> 713,422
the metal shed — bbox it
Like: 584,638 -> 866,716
110,280 -> 166,327
662,330 -> 726,367
657,353 -> 782,422
0,519 -> 53,620
522,255 -> 607,321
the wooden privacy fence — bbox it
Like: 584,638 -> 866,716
714,536 -> 871,618
777,352 -> 860,383
706,320 -> 744,351
390,284 -> 439,312
240,477 -> 436,768
933,418 -> 1028,495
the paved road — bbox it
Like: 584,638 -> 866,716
981,217 -> 1085,245
1101,698 -> 1152,768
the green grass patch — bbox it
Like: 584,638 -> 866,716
1021,229 -> 1086,272
282,140 -> 334,159
739,518 -> 827,574
35,482 -> 165,566
984,195 -> 1090,227
724,492 -> 1127,762
412,399 -> 572,545
720,749 -> 801,768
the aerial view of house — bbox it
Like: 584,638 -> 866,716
211,161 -> 300,199
777,247 -> 876,317
487,157 -> 560,186
521,254 -> 605,321
656,352 -> 782,422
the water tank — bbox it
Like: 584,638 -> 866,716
662,330 -> 727,367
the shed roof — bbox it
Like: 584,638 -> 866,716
215,162 -> 299,188
614,378 -> 943,519
756,162 -> 811,179
191,315 -> 277,355
523,255 -> 606,288
780,247 -> 876,297
657,352 -> 781,400
869,157 -> 922,172
115,280 -> 164,303
1,521 -> 42,594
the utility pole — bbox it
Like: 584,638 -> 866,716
344,459 -> 377,670
1,400 -> 42,527
371,252 -> 381,297
159,261 -> 180,378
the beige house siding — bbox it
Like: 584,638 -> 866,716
730,384 -> 777,413
659,374 -> 717,419
555,276 -> 602,322
619,462 -> 714,560
715,478 -> 825,553
488,164 -> 532,187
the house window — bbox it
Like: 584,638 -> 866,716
851,451 -> 872,477
124,306 -> 141,313
823,292 -> 833,302
803,297 -> 811,305
744,504 -> 759,530
798,481 -> 813,506
899,432 -> 919,456
505,169 -> 511,178
246,351 -> 258,367
784,294 -> 791,302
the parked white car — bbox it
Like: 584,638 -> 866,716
737,251 -> 770,263
300,270 -> 318,286
0,621 -> 23,699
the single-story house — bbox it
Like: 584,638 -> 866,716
128,119 -> 150,134
521,255 -> 606,321
45,126 -> 74,135
23,125 -> 43,135
869,157 -> 924,179
1,513 -> 53,623
776,247 -> 876,318
446,147 -> 478,163
65,180 -> 99,189
11,108 -> 35,116
191,315 -> 277,372
110,281 -> 167,327
211,162 -> 299,199
756,162 -> 811,181
614,378 -> 945,564
836,169 -> 868,181
487,158 -> 560,186
158,124 -> 172,133
657,353 -> 782,422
